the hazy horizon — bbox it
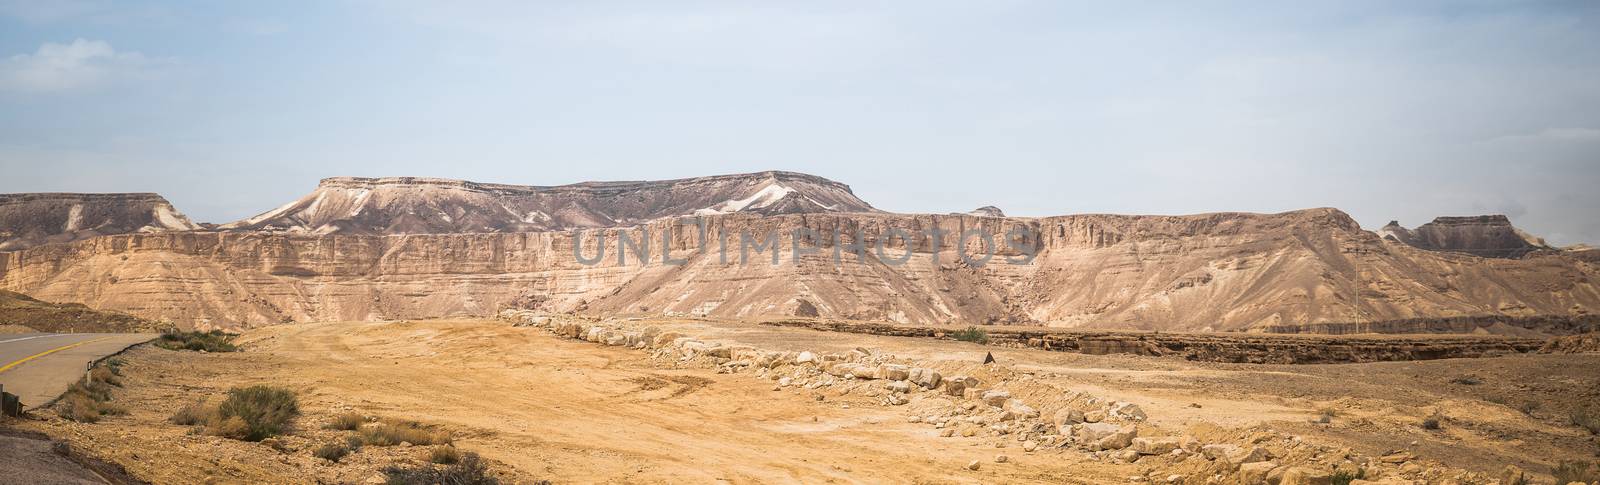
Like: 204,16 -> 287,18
2,1 -> 1597,244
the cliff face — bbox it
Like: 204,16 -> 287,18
1379,215 -> 1550,259
0,193 -> 199,251
3,207 -> 1595,332
220,171 -> 876,235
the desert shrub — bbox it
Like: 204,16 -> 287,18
430,446 -> 462,465
1449,375 -> 1482,385
360,419 -> 451,446
314,443 -> 350,462
213,385 -> 298,441
1518,401 -> 1541,416
1422,412 -> 1442,430
951,326 -> 989,344
56,363 -> 126,422
326,411 -> 366,431
1330,469 -> 1365,485
59,393 -> 103,423
1572,410 -> 1600,435
169,400 -> 213,425
89,367 -> 120,387
384,452 -> 498,485
1553,460 -> 1600,485
345,435 -> 365,450
155,330 -> 238,352
208,415 -> 250,439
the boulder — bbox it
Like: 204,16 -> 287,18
1278,467 -> 1332,485
1110,402 -> 1147,420
1092,426 -> 1137,451
1237,461 -> 1277,485
1075,422 -> 1122,442
885,381 -> 911,393
1004,399 -> 1039,419
795,351 -> 817,364
1131,437 -> 1182,455
1084,410 -> 1106,423
982,390 -> 1011,407
877,364 -> 910,381
1053,408 -> 1085,427
909,368 -> 942,388
944,376 -> 979,397
652,331 -> 683,347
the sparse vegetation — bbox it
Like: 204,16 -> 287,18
326,411 -> 366,431
207,385 -> 299,441
1330,469 -> 1365,485
951,326 -> 989,344
155,329 -> 238,352
360,418 -> 451,446
314,442 -> 351,462
1422,412 -> 1442,430
384,451 -> 498,485
56,362 -> 126,423
1518,401 -> 1541,416
430,446 -> 462,464
1553,460 -> 1600,485
1449,374 -> 1482,385
168,399 -> 212,425
1572,410 -> 1600,435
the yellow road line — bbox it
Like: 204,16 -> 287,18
0,337 -> 112,374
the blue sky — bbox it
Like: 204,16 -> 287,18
1,1 -> 1597,244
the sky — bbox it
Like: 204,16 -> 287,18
1,1 -> 1597,245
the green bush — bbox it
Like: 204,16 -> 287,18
155,330 -> 238,352
951,326 -> 989,344
384,452 -> 498,485
214,385 -> 298,441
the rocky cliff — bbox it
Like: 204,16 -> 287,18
2,206 -> 1595,332
220,171 -> 876,235
0,193 -> 199,251
1379,215 -> 1550,259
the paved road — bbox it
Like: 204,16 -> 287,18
0,333 -> 157,410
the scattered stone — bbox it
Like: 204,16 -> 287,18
1053,408 -> 1085,427
1022,440 -> 1038,452
966,460 -> 981,471
1131,437 -> 1182,455
1278,467 -> 1332,485
1380,451 -> 1412,464
1110,402 -> 1147,421
982,390 -> 1011,407
1237,462 -> 1278,485
795,351 -> 816,364
939,429 -> 955,438
1084,410 -> 1106,423
994,454 -> 1009,463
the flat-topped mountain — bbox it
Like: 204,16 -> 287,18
1379,215 -> 1551,259
220,171 -> 877,235
0,193 -> 199,251
1,172 -> 1595,333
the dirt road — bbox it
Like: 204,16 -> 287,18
0,333 -> 155,409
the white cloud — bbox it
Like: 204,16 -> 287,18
0,39 -> 163,93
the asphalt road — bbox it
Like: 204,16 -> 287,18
0,333 -> 157,410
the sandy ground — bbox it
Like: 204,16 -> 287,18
7,318 -> 1600,484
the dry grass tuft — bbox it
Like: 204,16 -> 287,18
360,418 -> 452,446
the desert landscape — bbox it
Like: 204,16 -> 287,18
1,171 -> 1598,484
3,3 -> 1599,483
